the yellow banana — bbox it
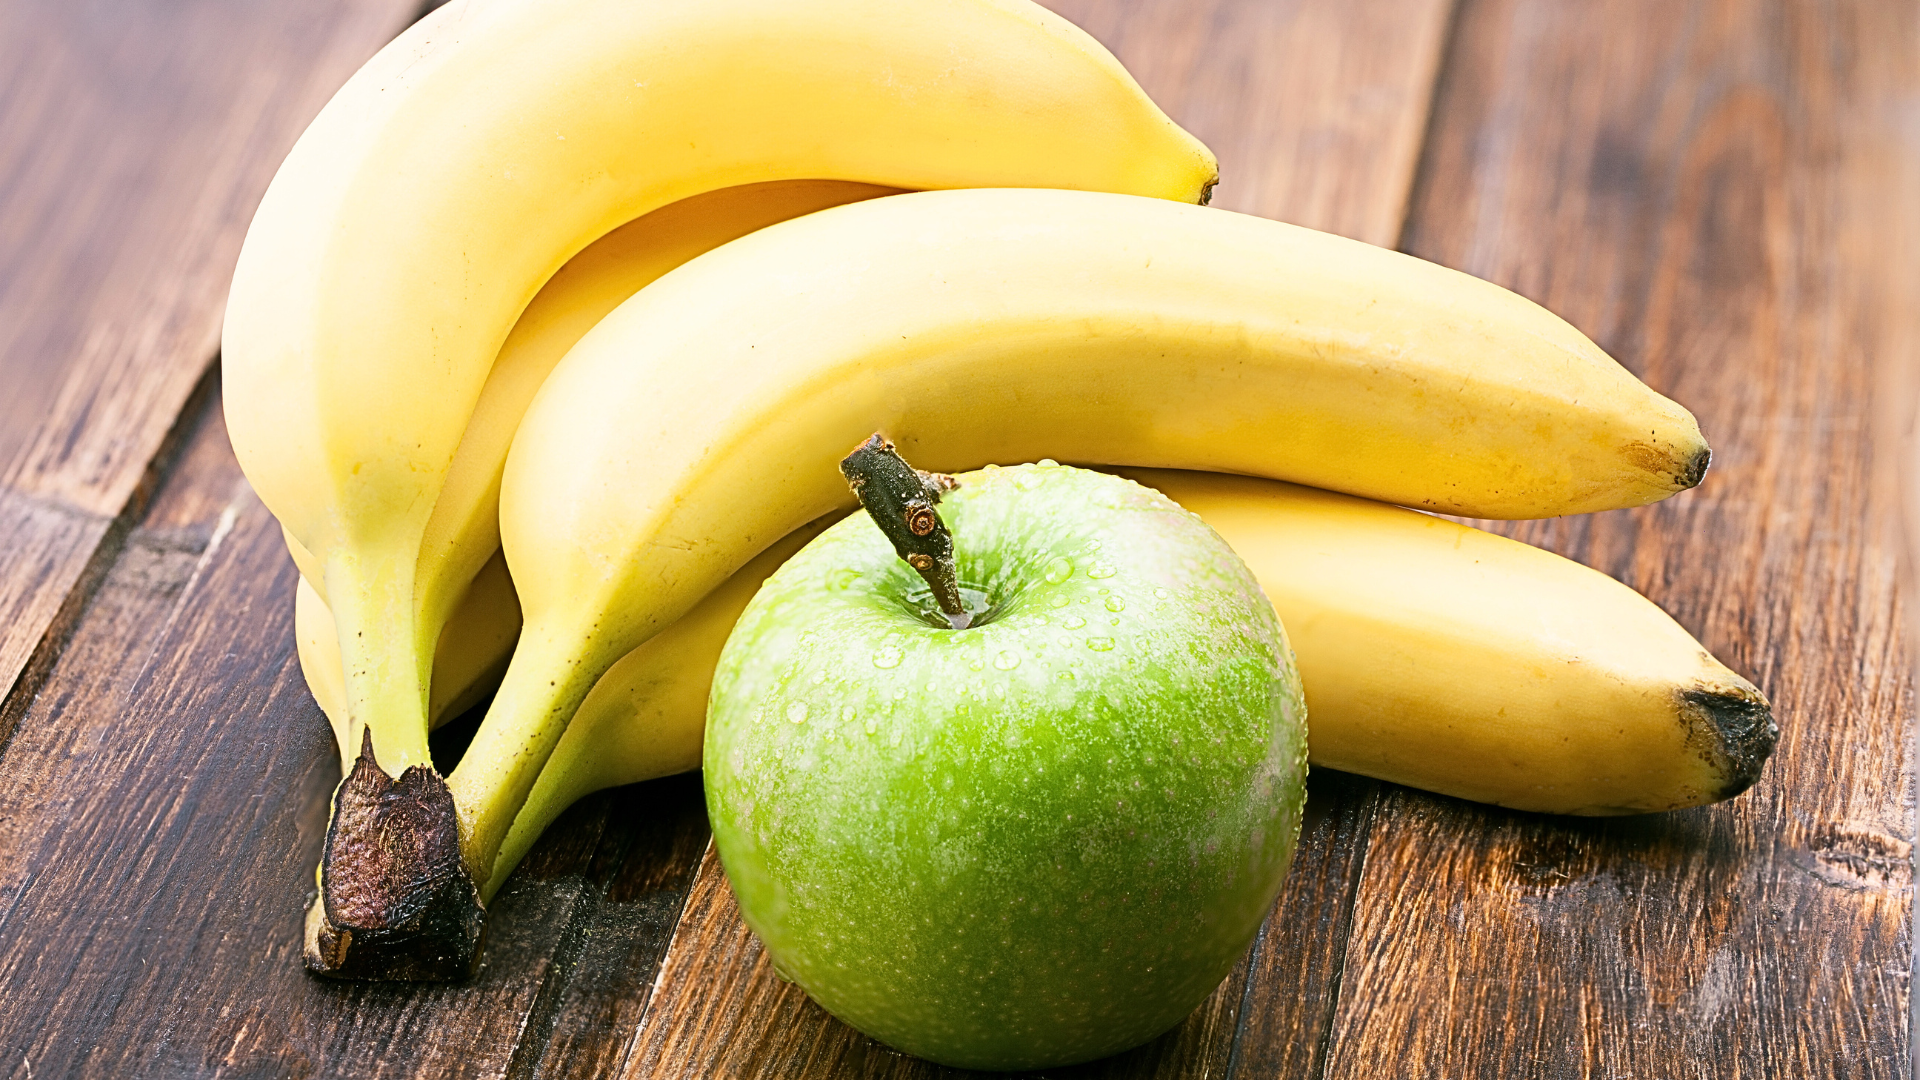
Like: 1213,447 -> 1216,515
269,177 -> 904,977
279,177 -> 896,760
1124,470 -> 1773,815
295,552 -> 522,777
223,0 -> 1212,799
226,0 -> 1214,974
454,187 -> 1711,887
294,467 -> 1766,893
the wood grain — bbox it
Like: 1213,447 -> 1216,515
616,0 -> 1458,1073
0,0 -> 420,746
1047,0 -> 1455,243
1323,0 -> 1919,1075
0,396 -> 713,1078
509,776 -> 713,1080
3,0 -> 1915,1075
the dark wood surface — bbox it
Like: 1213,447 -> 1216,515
0,0 -> 1912,1076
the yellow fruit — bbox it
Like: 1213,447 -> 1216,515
224,0 -> 1215,784
1124,469 -> 1772,815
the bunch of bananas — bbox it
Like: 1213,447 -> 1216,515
226,0 -> 1773,981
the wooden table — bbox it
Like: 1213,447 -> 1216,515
1,0 -> 1914,1075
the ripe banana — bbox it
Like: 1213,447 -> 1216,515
294,553 -> 522,777
279,177 -> 897,739
223,0 -> 1213,832
228,0 -> 1215,975
1123,470 -> 1774,814
455,187 -> 1712,887
300,466 -> 1767,896
273,178 -> 903,978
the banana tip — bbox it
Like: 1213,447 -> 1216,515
1680,445 -> 1712,491
304,732 -> 485,981
1682,684 -> 1777,802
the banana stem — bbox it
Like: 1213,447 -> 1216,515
840,433 -> 967,629
324,555 -> 436,775
304,554 -> 479,979
446,629 -> 609,884
305,732 -> 483,980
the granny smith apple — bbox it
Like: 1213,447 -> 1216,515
704,461 -> 1306,1071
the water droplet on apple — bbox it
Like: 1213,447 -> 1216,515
829,568 -> 863,590
1063,615 -> 1086,629
810,670 -> 827,684
1087,563 -> 1117,579
1086,637 -> 1115,651
865,716 -> 879,734
1043,557 -> 1073,584
872,645 -> 903,669
1037,458 -> 1059,467
785,701 -> 809,724
1048,594 -> 1070,609
994,651 -> 1021,670
1154,587 -> 1171,600
1105,596 -> 1125,612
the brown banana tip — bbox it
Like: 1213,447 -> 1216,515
305,731 -> 485,981
1680,445 -> 1712,490
1198,178 -> 1217,206
1681,685 -> 1778,802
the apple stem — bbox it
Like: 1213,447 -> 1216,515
840,433 -> 970,630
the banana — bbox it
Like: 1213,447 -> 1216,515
223,0 -> 1213,963
405,179 -> 900,676
455,186 -> 1712,888
1123,470 -> 1773,814
273,178 -> 903,978
281,177 -> 896,763
295,553 -> 522,777
225,0 -> 1213,780
297,467 -> 1767,896
227,0 -> 1213,973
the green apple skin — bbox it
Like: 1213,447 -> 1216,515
704,463 -> 1306,1071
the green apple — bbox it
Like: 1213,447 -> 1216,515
704,461 -> 1306,1071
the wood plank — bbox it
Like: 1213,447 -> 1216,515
614,0 -> 1457,1073
1223,772 -> 1381,1079
1323,0 -> 1919,1075
0,395 -> 706,1077
0,0 -> 421,740
1051,0 -> 1454,244
505,777 -> 713,1080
